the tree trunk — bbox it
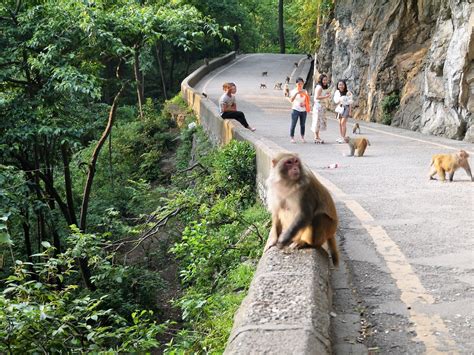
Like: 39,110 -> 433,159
168,49 -> 175,91
133,45 -> 144,118
154,43 -> 168,100
278,0 -> 285,53
22,215 -> 33,263
76,84 -> 124,291
61,143 -> 78,226
79,84 -> 126,233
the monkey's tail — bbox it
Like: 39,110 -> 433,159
430,158 -> 434,167
327,238 -> 339,267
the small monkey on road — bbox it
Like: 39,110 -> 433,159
352,123 -> 361,134
429,150 -> 473,182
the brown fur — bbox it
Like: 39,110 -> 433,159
345,137 -> 370,157
429,150 -> 473,182
265,153 -> 339,266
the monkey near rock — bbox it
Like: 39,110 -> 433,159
429,150 -> 473,182
344,137 -> 370,157
265,153 -> 339,266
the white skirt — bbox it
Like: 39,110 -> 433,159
311,102 -> 327,132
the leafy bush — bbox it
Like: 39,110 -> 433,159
165,138 -> 269,353
0,238 -> 166,353
381,92 -> 400,125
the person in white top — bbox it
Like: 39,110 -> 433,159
219,82 -> 256,131
333,80 -> 353,143
288,77 -> 311,143
310,74 -> 331,144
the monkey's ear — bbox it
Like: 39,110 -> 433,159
271,159 -> 277,167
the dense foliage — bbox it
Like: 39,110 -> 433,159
0,0 -> 320,352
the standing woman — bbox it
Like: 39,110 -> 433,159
311,74 -> 331,143
333,80 -> 353,143
219,82 -> 256,131
289,77 -> 311,143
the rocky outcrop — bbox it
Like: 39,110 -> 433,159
315,0 -> 473,142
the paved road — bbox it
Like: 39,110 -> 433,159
195,53 -> 474,354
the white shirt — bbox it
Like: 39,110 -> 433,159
333,90 -> 353,106
219,93 -> 235,115
290,88 -> 308,112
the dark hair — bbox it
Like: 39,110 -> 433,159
336,80 -> 348,95
318,74 -> 329,89
296,77 -> 304,84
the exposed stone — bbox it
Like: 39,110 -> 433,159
316,0 -> 473,142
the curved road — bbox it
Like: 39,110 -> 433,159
195,53 -> 474,354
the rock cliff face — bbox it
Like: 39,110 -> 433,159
315,0 -> 473,142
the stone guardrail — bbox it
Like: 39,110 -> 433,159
181,52 -> 332,355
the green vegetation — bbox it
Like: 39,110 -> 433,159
381,92 -> 400,125
286,0 -> 334,53
1,0 -> 324,352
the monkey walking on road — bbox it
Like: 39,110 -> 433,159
274,82 -> 283,90
344,137 -> 370,157
260,83 -> 267,89
264,153 -> 339,266
429,150 -> 473,182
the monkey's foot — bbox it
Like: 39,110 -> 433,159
289,242 -> 300,249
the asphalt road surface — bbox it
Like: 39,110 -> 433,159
194,53 -> 474,354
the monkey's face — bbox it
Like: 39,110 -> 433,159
459,150 -> 469,159
284,158 -> 301,181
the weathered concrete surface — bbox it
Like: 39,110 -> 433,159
225,248 -> 332,355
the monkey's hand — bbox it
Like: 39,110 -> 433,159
278,215 -> 307,246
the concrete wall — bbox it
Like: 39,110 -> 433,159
181,53 -> 332,355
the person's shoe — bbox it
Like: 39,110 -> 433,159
248,126 -> 256,131
290,138 -> 296,143
301,137 -> 306,143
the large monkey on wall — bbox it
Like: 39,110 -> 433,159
265,152 -> 339,266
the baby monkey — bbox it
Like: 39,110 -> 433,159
429,150 -> 473,182
265,153 -> 339,266
344,137 -> 370,157
262,71 -> 268,76
352,123 -> 361,134
260,83 -> 267,89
